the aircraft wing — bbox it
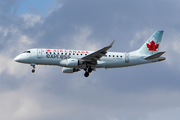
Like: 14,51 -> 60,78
82,40 -> 115,62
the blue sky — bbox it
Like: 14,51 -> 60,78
17,0 -> 56,16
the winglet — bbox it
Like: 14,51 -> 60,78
109,40 -> 115,47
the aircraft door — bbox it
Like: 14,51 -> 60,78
125,52 -> 129,63
37,49 -> 42,58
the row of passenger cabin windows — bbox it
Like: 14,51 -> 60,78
104,55 -> 122,58
46,52 -> 88,56
46,52 -> 122,58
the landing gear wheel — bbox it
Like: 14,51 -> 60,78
84,72 -> 89,77
88,68 -> 92,73
32,69 -> 35,73
31,63 -> 36,73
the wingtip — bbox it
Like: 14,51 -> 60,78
110,40 -> 115,47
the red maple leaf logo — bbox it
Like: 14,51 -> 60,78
147,41 -> 159,51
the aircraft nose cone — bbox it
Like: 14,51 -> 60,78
14,55 -> 21,62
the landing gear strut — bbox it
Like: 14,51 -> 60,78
31,63 -> 36,73
84,66 -> 92,77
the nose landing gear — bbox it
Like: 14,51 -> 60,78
32,69 -> 35,73
31,63 -> 36,73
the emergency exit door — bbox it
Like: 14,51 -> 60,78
37,49 -> 42,58
125,52 -> 129,63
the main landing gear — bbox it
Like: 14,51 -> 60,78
84,67 -> 92,77
31,63 -> 36,73
84,72 -> 89,77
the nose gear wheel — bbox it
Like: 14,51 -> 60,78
32,69 -> 35,73
31,63 -> 36,73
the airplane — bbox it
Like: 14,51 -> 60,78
14,30 -> 166,77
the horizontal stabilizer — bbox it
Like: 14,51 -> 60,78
144,51 -> 166,60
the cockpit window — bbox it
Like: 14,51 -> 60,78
23,51 -> 31,53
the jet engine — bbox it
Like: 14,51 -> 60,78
62,67 -> 80,73
59,59 -> 83,67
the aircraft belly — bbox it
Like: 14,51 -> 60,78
104,57 -> 153,68
35,58 -> 60,65
105,60 -> 122,68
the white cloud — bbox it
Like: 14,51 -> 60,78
19,35 -> 33,45
20,14 -> 44,29
0,87 -> 43,120
172,39 -> 180,54
148,107 -> 180,120
159,33 -> 180,70
129,29 -> 154,49
71,26 -> 100,51
0,26 -> 34,77
0,53 -> 31,78
0,86 -> 179,120
0,27 -> 9,36
48,3 -> 63,15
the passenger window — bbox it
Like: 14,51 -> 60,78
81,54 -> 82,55
120,56 -> 122,57
65,53 -> 67,55
77,53 -> 79,55
85,54 -> 87,56
109,55 -> 111,57
73,53 -> 75,55
50,52 -> 51,54
46,52 -> 48,54
61,53 -> 63,55
54,52 -> 56,54
117,55 -> 118,57
105,55 -> 107,57
113,55 -> 115,57
57,53 -> 59,54
69,53 -> 71,55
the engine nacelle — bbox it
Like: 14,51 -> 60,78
66,59 -> 79,67
59,59 -> 79,67
96,61 -> 106,68
62,67 -> 80,73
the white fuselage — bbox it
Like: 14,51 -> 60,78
14,48 -> 161,69
14,31 -> 166,77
